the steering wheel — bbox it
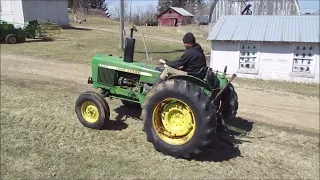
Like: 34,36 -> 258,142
155,64 -> 165,72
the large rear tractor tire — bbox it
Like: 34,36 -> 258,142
75,91 -> 110,129
142,79 -> 217,159
221,83 -> 238,124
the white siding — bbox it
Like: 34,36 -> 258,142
0,0 -> 69,26
0,0 -> 24,28
22,0 -> 69,26
210,41 -> 320,83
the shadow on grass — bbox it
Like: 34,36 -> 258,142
101,120 -> 128,131
193,117 -> 254,162
0,38 -> 53,44
63,26 -> 93,31
23,38 -> 55,43
106,105 -> 254,162
96,105 -> 141,131
113,105 -> 141,121
135,49 -> 185,54
98,105 -> 142,131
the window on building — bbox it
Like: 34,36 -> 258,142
292,44 -> 315,75
238,43 -> 259,74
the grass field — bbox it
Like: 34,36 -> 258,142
1,15 -> 319,179
1,14 -> 210,65
1,69 -> 318,179
2,15 -> 319,97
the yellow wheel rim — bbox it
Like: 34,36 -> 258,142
9,37 -> 16,43
80,101 -> 99,123
152,98 -> 196,145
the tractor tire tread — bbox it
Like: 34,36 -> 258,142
75,91 -> 110,129
142,78 -> 217,159
221,83 -> 239,124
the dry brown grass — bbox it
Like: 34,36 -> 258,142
1,28 -> 186,65
69,14 -> 211,47
1,13 -> 319,177
1,73 -> 319,179
2,14 -> 318,98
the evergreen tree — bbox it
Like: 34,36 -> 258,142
88,0 -> 107,9
157,0 -> 171,13
156,0 -> 206,13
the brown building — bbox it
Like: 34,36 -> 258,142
157,7 -> 194,26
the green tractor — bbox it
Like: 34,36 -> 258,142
75,27 -> 239,159
0,20 -> 26,44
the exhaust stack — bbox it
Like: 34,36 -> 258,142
123,26 -> 137,63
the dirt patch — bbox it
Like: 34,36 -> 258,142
1,53 -> 319,133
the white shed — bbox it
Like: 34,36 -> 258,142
0,0 -> 69,27
208,15 -> 320,84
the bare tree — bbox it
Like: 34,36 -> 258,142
131,4 -> 157,25
109,0 -> 130,20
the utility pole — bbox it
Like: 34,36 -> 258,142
120,0 -> 124,49
129,0 -> 132,23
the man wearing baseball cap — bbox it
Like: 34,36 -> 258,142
155,32 -> 207,85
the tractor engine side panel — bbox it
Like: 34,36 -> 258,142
97,66 -> 117,85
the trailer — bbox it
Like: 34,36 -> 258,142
24,19 -> 62,39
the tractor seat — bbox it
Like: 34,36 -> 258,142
187,66 -> 208,79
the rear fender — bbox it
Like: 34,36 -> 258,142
167,75 -> 212,96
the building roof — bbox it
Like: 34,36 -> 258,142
169,7 -> 194,17
207,15 -> 319,43
157,7 -> 194,17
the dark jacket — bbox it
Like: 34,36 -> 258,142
165,43 -> 207,74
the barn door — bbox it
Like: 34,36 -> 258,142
173,18 -> 177,26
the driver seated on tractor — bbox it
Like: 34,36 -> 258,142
155,32 -> 207,85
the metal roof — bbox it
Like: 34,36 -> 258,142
170,7 -> 194,17
207,15 -> 320,43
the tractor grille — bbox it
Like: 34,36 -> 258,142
97,67 -> 116,85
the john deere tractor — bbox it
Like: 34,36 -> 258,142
75,27 -> 239,159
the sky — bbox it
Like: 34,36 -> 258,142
107,0 -> 319,14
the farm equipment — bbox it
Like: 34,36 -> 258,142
75,26 -> 240,159
24,20 -> 62,39
0,20 -> 26,44
0,19 -> 62,43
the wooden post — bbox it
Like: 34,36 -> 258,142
140,27 -> 149,61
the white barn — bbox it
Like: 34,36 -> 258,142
208,15 -> 320,84
0,0 -> 69,27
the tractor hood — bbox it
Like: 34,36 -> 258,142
91,54 -> 161,83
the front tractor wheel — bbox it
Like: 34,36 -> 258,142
75,91 -> 110,129
142,79 -> 217,159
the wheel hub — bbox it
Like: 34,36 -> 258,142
9,37 -> 16,43
152,98 -> 196,145
162,103 -> 193,137
81,101 -> 99,123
